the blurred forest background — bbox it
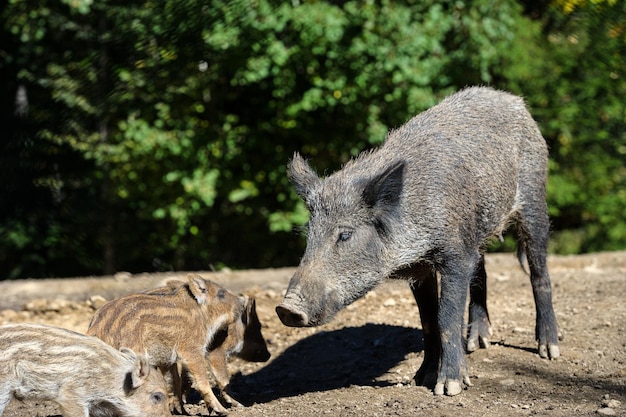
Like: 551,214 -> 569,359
0,0 -> 624,279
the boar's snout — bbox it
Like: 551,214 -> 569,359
276,304 -> 309,327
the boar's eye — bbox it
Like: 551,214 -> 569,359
337,230 -> 353,243
150,392 -> 166,404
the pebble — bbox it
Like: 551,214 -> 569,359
499,378 -> 515,386
597,408 -> 616,416
365,290 -> 378,299
88,295 -> 108,310
383,298 -> 397,307
602,398 -> 621,409
113,271 -> 132,281
24,298 -> 50,313
1,309 -> 18,321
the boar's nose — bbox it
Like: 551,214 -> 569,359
276,304 -> 309,327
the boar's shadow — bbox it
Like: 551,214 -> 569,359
229,323 -> 423,404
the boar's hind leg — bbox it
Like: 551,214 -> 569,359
410,264 -> 440,389
518,204 -> 561,359
467,255 -> 492,352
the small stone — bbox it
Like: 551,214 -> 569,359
49,299 -> 71,313
499,378 -> 515,386
597,407 -> 616,416
17,311 -> 31,320
88,295 -> 108,310
601,399 -> 621,409
114,271 -> 132,281
24,299 -> 48,313
495,273 -> 510,282
383,298 -> 397,307
1,309 -> 18,321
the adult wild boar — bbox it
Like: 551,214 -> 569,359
276,87 -> 560,396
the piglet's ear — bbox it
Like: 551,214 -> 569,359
288,153 -> 321,205
362,160 -> 405,214
121,348 -> 150,393
187,273 -> 211,305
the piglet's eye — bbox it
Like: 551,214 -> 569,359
150,392 -> 165,404
338,231 -> 352,242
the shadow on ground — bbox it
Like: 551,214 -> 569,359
230,323 -> 424,405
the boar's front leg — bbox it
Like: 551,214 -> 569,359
467,255 -> 492,352
410,264 -> 440,389
435,253 -> 477,396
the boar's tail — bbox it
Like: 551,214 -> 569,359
516,242 -> 529,275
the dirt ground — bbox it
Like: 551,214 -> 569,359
1,251 -> 624,417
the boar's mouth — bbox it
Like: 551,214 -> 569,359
276,304 -> 311,327
276,297 -> 340,327
277,283 -> 344,327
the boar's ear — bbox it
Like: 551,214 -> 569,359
362,161 -> 405,225
288,153 -> 321,205
187,274 -> 212,305
120,348 -> 150,393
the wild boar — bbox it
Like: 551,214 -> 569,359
0,323 -> 171,417
145,280 -> 270,408
87,274 -> 244,415
276,86 -> 560,396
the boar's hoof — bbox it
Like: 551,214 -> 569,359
434,380 -> 463,396
467,318 -> 492,353
275,305 -> 308,327
538,343 -> 560,359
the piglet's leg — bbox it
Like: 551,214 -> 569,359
164,363 -> 187,415
58,401 -> 89,417
207,349 -> 242,407
0,387 -> 11,416
183,353 -> 228,415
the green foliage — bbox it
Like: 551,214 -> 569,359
1,0 -> 624,278
536,0 -> 626,252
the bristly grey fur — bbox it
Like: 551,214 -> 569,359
277,86 -> 560,397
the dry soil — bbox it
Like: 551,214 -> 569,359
1,251 -> 625,417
